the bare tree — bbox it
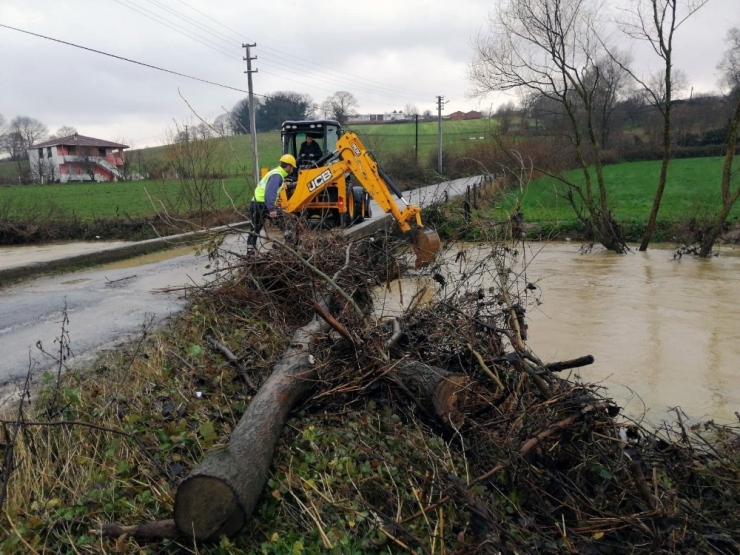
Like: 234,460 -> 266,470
212,113 -> 232,137
614,0 -> 708,251
11,116 -> 48,151
0,114 -> 7,160
160,119 -> 228,225
321,91 -> 358,124
495,100 -> 519,136
49,126 -> 78,140
470,0 -> 628,253
34,157 -> 59,184
698,27 -> 740,257
719,27 -> 740,91
588,52 -> 633,149
404,104 -> 420,117
81,150 -> 99,182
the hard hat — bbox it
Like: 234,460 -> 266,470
279,154 -> 297,168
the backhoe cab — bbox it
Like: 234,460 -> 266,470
276,120 -> 441,267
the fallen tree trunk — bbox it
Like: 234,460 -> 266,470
173,291 -> 332,541
393,360 -> 470,429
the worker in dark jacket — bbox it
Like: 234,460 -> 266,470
248,154 -> 296,249
298,135 -> 323,167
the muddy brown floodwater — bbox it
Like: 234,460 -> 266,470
373,242 -> 740,426
525,243 -> 740,426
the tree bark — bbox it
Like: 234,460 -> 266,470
394,360 -> 470,429
173,293 -> 332,541
699,93 -> 740,257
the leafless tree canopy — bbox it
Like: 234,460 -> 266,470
470,0 -> 606,100
0,116 -> 48,160
470,0 -> 629,253
321,91 -> 358,123
49,126 -> 78,140
718,27 -> 740,91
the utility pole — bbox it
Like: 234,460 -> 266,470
436,95 -> 447,174
243,43 -> 259,186
414,114 -> 419,164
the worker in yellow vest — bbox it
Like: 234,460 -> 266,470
248,154 -> 297,250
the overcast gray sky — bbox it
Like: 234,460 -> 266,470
1,0 -> 738,148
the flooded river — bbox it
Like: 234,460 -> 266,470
375,242 -> 740,426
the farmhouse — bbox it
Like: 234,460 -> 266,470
449,110 -> 482,120
27,134 -> 129,183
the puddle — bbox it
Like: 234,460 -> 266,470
0,241 -> 130,270
98,245 -> 199,270
60,278 -> 92,285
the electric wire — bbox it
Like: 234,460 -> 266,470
172,0 -> 429,97
0,20 -> 413,119
112,0 -> 240,61
134,0 -> 423,101
0,23 -> 249,94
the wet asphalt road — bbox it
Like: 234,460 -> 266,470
0,245 -> 216,385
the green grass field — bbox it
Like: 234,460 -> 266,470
0,177 -> 251,220
493,157 -> 740,226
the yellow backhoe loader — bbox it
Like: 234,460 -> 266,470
276,120 -> 441,266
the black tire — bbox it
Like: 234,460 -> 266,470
364,194 -> 372,219
349,186 -> 367,225
352,200 -> 364,225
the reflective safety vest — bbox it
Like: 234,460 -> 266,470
253,166 -> 288,202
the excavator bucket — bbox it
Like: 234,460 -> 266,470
409,229 -> 441,268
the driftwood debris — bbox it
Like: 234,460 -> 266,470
204,333 -> 257,390
392,360 -> 470,429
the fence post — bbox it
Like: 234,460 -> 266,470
464,186 -> 471,222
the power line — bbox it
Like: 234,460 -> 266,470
143,0 -> 236,50
0,23 -> 428,114
0,23 -> 248,94
112,0 -> 240,61
0,23 -> 318,110
122,0 -> 423,101
172,0 -> 429,98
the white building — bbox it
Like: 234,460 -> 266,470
27,134 -> 129,184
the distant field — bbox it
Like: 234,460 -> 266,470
0,177 -> 251,220
132,118 -> 497,173
493,157 -> 740,225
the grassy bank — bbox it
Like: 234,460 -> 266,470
0,177 -> 251,220
490,157 -> 740,242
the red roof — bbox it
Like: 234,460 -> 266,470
34,134 -> 129,149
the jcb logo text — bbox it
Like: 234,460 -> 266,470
308,169 -> 333,192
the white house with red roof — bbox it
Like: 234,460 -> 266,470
27,133 -> 129,183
